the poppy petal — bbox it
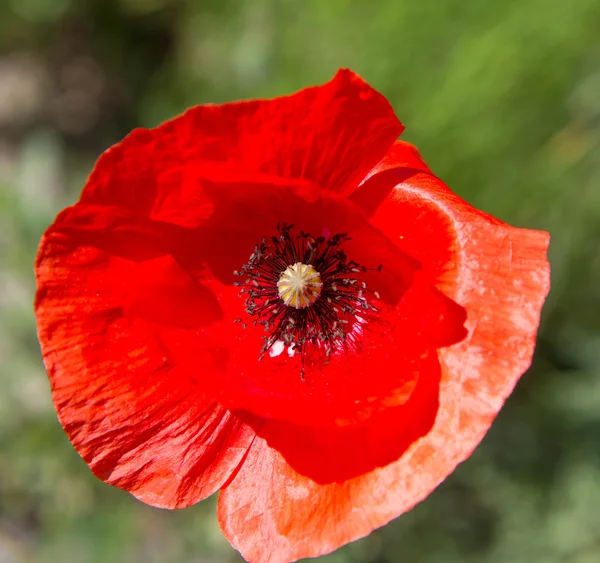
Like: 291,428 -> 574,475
218,437 -> 401,563
354,141 -> 551,394
35,210 -> 256,509
81,69 -> 403,223
217,143 -> 550,562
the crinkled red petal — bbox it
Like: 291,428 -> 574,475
80,69 -> 403,221
35,211 -> 256,508
217,141 -> 550,563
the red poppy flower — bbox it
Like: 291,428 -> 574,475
35,69 -> 550,562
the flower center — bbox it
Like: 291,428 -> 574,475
234,224 -> 380,378
277,262 -> 323,308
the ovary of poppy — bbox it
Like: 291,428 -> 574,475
35,69 -> 550,563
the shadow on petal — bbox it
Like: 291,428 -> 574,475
238,349 -> 441,483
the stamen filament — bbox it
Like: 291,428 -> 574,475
234,224 -> 381,377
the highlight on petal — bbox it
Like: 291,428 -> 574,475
217,141 -> 550,563
356,140 -> 551,399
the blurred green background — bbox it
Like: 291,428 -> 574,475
1,0 -> 599,562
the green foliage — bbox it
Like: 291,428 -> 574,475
1,0 -> 599,561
